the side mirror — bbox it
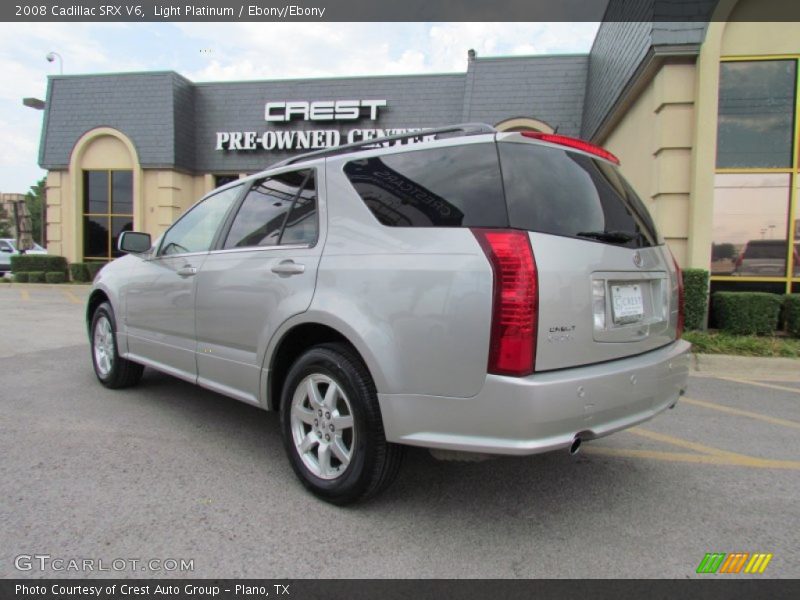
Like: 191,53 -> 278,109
0,247 -> 11,253
118,231 -> 152,254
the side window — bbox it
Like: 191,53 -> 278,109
159,185 -> 241,256
224,170 -> 317,249
343,144 -> 507,227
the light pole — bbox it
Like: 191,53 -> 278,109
45,51 -> 63,74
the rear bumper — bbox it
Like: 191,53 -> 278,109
378,339 -> 691,455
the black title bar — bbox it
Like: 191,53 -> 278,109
2,580 -> 800,600
4,0 -> 800,22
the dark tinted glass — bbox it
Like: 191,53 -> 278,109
215,174 -> 239,188
224,170 -> 316,248
717,60 -> 796,168
84,171 -> 109,214
499,143 -> 658,248
111,171 -> 133,214
83,216 -> 109,258
111,217 -> 134,257
343,144 -> 507,227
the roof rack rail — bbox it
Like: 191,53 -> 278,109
268,122 -> 496,168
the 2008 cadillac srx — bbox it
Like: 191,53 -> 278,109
86,125 -> 690,504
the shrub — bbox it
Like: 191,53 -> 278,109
45,272 -> 66,284
69,262 -> 90,283
682,268 -> 709,331
785,295 -> 800,338
13,272 -> 29,283
85,262 -> 106,280
28,271 -> 46,283
711,292 -> 782,335
10,254 -> 68,276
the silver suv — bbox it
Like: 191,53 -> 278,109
87,125 -> 690,504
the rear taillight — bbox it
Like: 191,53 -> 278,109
472,228 -> 538,377
670,251 -> 685,338
520,131 -> 620,165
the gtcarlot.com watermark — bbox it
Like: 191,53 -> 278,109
14,554 -> 194,573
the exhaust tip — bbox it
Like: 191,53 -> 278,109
569,437 -> 582,455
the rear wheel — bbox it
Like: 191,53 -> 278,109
279,343 -> 403,504
90,302 -> 143,389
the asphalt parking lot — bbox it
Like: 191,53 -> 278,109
1,283 -> 798,579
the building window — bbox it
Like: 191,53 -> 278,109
83,170 -> 133,261
214,174 -> 239,188
712,58 -> 800,293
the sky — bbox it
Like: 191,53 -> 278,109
0,22 -> 599,194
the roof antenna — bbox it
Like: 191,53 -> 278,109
553,124 -> 559,133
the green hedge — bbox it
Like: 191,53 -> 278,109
69,263 -> 90,283
13,272 -> 29,283
45,272 -> 66,284
682,268 -> 709,331
712,292 -> 782,335
785,295 -> 800,338
10,254 -> 68,276
28,271 -> 46,283
85,262 -> 106,280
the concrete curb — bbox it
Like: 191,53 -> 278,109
692,352 -> 800,382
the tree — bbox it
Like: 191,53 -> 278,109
24,177 -> 46,245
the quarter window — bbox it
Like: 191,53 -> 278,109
343,144 -> 507,228
159,185 -> 241,256
223,170 -> 317,249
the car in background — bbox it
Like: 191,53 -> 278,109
0,238 -> 48,274
732,239 -> 799,277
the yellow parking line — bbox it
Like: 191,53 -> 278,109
627,427 -> 747,459
19,289 -> 30,301
682,397 -> 800,431
63,290 -> 83,305
584,446 -> 800,470
715,376 -> 800,395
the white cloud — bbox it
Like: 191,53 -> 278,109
0,21 -> 598,193
177,22 -> 599,82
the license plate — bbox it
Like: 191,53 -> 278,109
611,283 -> 644,324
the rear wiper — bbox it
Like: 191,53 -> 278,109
577,230 -> 636,243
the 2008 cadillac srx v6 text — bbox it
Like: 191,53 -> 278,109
85,124 -> 690,504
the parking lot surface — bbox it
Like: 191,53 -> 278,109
1,284 -> 798,578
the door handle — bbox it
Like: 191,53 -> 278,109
271,260 -> 305,276
176,265 -> 198,278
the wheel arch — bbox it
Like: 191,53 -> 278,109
86,288 -> 111,332
264,320 -> 381,412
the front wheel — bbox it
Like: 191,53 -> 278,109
90,302 -> 144,389
279,343 -> 403,504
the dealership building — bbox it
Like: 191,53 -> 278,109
36,0 -> 800,295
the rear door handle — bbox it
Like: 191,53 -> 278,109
176,265 -> 198,278
271,260 -> 305,276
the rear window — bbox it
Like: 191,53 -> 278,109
499,142 -> 659,248
342,144 -> 507,227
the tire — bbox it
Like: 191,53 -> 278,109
90,301 -> 144,389
279,343 -> 404,505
